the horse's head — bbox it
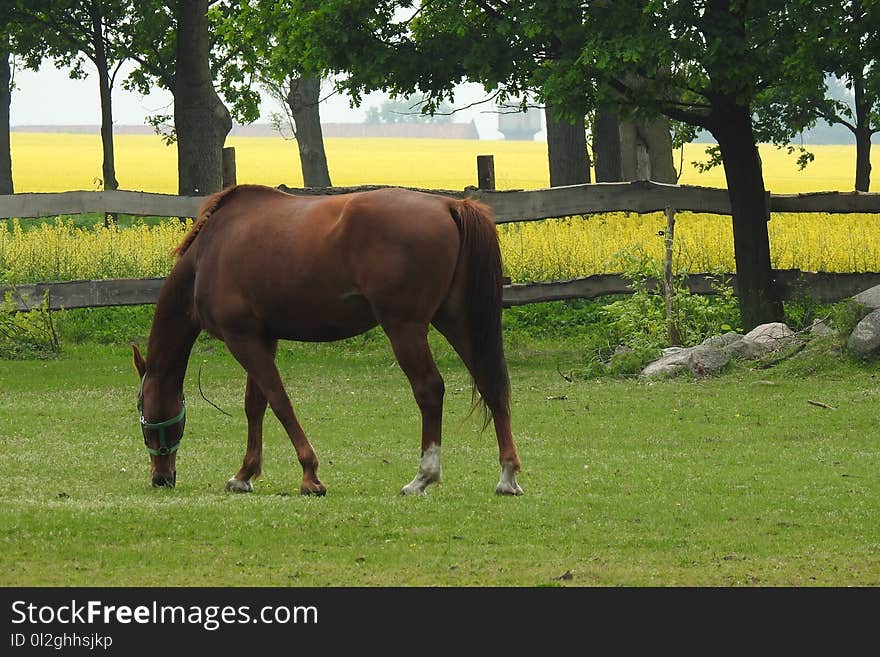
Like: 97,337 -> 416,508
132,344 -> 186,488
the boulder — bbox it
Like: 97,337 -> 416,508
686,344 -> 733,376
641,343 -> 733,378
847,309 -> 880,357
641,347 -> 692,378
852,284 -> 880,311
727,338 -> 768,360
808,319 -> 836,337
742,322 -> 796,348
720,322 -> 797,360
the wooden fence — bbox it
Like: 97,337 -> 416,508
5,180 -> 880,221
3,180 -> 880,312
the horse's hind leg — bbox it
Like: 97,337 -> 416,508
381,320 -> 446,495
226,371 -> 269,493
224,334 -> 325,496
433,311 -> 523,495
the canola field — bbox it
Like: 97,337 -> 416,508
5,132 -> 874,193
2,133 -> 880,284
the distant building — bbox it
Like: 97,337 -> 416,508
319,122 -> 479,139
497,105 -> 542,141
11,122 -> 482,139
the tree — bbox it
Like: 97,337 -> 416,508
10,1 -> 132,191
263,76 -> 332,187
538,1 -> 835,329
545,103 -> 591,186
118,0 -> 234,196
215,2 -> 332,187
0,47 -> 12,195
804,2 -> 879,191
284,0 -> 595,186
173,0 -> 231,195
1,1 -> 50,194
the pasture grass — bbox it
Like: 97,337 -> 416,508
1,330 -> 878,587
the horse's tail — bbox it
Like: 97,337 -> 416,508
450,198 -> 510,427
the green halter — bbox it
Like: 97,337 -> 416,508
138,374 -> 186,456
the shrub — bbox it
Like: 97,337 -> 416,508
0,289 -> 60,359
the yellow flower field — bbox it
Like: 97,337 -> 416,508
3,133 -> 880,284
9,133 -> 550,193
7,132 -> 878,193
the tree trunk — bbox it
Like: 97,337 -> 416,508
640,116 -> 677,183
174,0 -> 232,196
619,121 -> 650,181
90,6 -> 118,191
593,106 -> 622,182
0,50 -> 12,195
545,103 -> 591,187
854,128 -> 872,193
853,75 -> 872,192
711,103 -> 783,330
619,117 -> 677,183
286,76 -> 332,187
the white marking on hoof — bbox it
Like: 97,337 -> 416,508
225,477 -> 254,493
495,461 -> 523,496
401,443 -> 442,495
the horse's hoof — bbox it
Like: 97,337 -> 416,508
400,483 -> 427,496
300,482 -> 326,496
496,461 -> 523,495
225,477 -> 254,493
495,481 -> 524,496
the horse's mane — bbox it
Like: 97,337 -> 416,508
173,184 -> 280,258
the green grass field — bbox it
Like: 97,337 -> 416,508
1,329 -> 878,587
3,130 -> 879,590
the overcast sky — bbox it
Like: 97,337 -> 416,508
9,60 -> 512,139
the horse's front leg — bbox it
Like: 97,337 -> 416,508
224,334 -> 326,496
226,373 -> 266,493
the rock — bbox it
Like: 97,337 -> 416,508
721,322 -> 798,359
727,338 -> 767,360
641,347 -> 693,378
852,284 -> 880,311
641,343 -> 732,378
808,319 -> 835,337
701,332 -> 742,349
686,344 -> 733,376
847,308 -> 880,356
742,322 -> 796,347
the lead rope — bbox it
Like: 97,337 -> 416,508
198,364 -> 233,417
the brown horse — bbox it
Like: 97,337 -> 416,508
132,184 -> 522,496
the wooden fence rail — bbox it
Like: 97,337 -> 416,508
4,181 -> 880,222
5,270 -> 880,313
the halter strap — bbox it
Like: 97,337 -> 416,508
138,374 -> 186,456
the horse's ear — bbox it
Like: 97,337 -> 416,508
132,343 -> 147,378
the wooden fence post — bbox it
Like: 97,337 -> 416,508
222,147 -> 237,188
477,155 -> 495,190
663,206 -> 682,346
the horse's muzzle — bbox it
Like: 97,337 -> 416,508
151,471 -> 177,488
